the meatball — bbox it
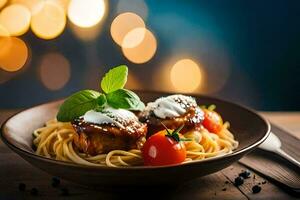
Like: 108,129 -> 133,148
72,118 -> 147,155
139,94 -> 204,137
139,106 -> 204,137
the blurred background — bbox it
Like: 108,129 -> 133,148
0,0 -> 299,110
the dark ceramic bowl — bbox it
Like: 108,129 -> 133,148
1,91 -> 270,187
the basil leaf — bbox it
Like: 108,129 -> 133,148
97,93 -> 107,106
106,89 -> 145,111
57,90 -> 101,122
100,65 -> 128,94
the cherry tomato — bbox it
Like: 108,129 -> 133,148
202,109 -> 223,134
142,130 -> 186,166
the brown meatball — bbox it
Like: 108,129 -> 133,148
72,118 -> 147,155
139,106 -> 204,137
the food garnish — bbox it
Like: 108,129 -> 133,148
202,105 -> 223,134
252,185 -> 262,194
234,176 -> 244,186
142,124 -> 187,166
239,170 -> 251,179
57,65 -> 144,122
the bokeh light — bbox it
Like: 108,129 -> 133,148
0,4 -> 31,36
53,0 -> 69,11
31,0 -> 66,39
67,0 -> 106,28
110,12 -> 145,47
122,27 -> 146,48
9,0 -> 41,12
39,53 -> 70,90
116,0 -> 148,20
0,24 -> 9,36
170,59 -> 202,92
69,22 -> 103,42
122,28 -> 157,64
0,0 -> 7,9
0,36 -> 28,72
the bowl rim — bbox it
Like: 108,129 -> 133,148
0,90 -> 271,170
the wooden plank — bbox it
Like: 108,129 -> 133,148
172,171 -> 247,200
261,112 -> 300,139
0,147 -> 248,199
240,124 -> 300,192
0,150 -> 247,199
222,163 -> 298,200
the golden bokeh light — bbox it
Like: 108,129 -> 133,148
0,4 -> 31,36
69,22 -> 103,42
122,28 -> 157,64
116,0 -> 148,20
53,0 -> 69,11
39,53 -> 70,90
9,0 -> 41,11
122,27 -> 146,48
0,36 -> 11,60
110,12 -> 145,47
170,59 -> 202,92
0,24 -> 9,36
0,0 -> 7,9
0,36 -> 28,72
31,0 -> 66,39
67,0 -> 105,28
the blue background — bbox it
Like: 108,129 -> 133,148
0,0 -> 299,110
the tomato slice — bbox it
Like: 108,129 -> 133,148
142,130 -> 186,166
202,109 -> 223,134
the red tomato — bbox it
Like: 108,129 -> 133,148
142,130 -> 186,166
202,109 -> 223,134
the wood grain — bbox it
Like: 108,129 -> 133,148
222,164 -> 298,200
261,112 -> 300,139
240,124 -> 300,194
0,150 -> 247,200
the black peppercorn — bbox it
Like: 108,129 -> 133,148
239,170 -> 251,179
234,176 -> 244,186
18,183 -> 26,191
252,185 -> 261,194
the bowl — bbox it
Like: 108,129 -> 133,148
0,91 -> 270,187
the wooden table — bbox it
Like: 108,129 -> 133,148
0,110 -> 299,200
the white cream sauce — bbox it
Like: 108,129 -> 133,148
144,94 -> 197,119
83,107 -> 138,129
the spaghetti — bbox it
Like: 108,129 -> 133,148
33,119 -> 238,167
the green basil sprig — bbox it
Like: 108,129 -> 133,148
101,65 -> 128,93
57,65 -> 145,122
